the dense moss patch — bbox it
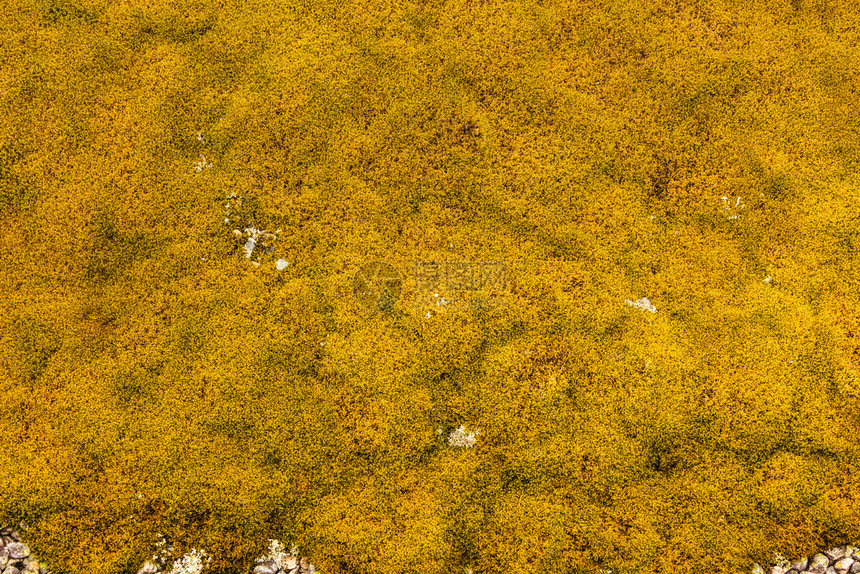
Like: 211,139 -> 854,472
1,0 -> 860,573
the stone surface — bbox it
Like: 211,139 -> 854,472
253,561 -> 278,574
6,545 -> 28,561
851,561 -> 860,574
812,554 -> 832,570
3,519 -> 850,574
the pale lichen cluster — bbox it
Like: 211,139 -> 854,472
221,192 -> 282,266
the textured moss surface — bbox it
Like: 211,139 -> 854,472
1,0 -> 859,573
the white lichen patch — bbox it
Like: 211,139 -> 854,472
243,237 -> 257,259
220,193 -> 282,264
448,425 -> 480,448
165,548 -> 212,574
193,154 -> 213,172
625,297 -> 656,313
720,195 -> 744,219
255,539 -> 314,574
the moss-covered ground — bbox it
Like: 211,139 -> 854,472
1,0 -> 859,573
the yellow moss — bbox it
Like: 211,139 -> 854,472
2,1 -> 860,573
